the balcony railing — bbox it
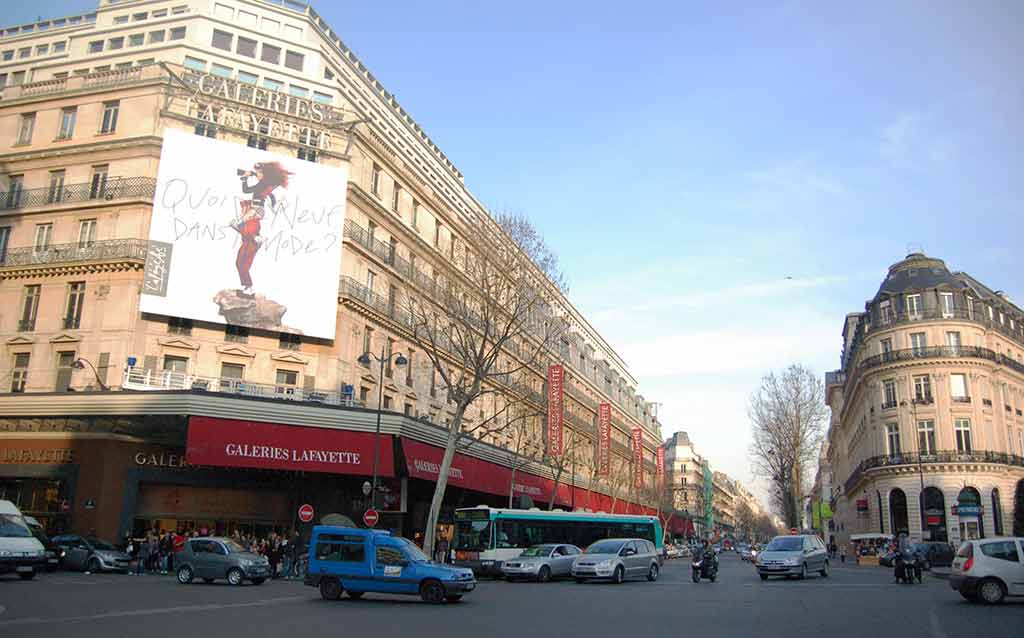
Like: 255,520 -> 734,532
0,238 -> 148,269
0,177 -> 156,212
844,450 -> 1024,493
858,346 -> 1024,377
123,366 -> 364,408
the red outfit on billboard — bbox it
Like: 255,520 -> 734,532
235,177 -> 277,291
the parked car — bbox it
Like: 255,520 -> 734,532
664,544 -> 681,559
571,538 -> 660,584
913,542 -> 955,569
305,526 -> 476,604
175,537 -> 269,585
23,516 -> 61,572
501,543 -> 581,581
0,500 -> 47,580
755,534 -> 829,580
950,537 -> 1024,604
51,534 -> 131,573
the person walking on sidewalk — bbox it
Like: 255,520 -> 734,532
137,532 -> 151,575
159,531 -> 172,575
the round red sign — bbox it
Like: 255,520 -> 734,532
298,503 -> 315,523
363,509 -> 380,528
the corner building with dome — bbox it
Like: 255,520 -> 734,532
824,252 -> 1024,548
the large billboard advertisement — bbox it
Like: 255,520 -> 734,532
141,128 -> 347,339
546,364 -> 564,456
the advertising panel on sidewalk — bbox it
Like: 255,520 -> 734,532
632,427 -> 643,489
546,364 -> 564,456
597,403 -> 611,477
141,128 -> 348,339
185,416 -> 393,476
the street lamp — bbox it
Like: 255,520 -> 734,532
357,347 -> 408,511
900,398 -> 927,539
72,358 -> 109,391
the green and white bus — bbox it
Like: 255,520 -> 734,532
452,506 -> 663,576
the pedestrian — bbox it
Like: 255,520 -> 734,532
137,532 -> 150,575
436,535 -> 449,564
840,545 -> 846,564
159,531 -> 173,574
147,531 -> 159,573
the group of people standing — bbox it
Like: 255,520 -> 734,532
230,530 -> 303,579
125,529 -> 190,576
122,528 -> 304,579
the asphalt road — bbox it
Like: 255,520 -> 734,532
1,554 -> 1022,638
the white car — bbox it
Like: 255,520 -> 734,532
949,537 -> 1024,604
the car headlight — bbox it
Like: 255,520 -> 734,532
785,558 -> 799,566
239,559 -> 255,566
0,550 -> 12,557
596,559 -> 613,569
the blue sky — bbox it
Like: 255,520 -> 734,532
10,1 -> 1022,503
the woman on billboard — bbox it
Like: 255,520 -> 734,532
233,162 -> 292,296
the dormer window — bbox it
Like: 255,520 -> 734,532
940,292 -> 954,318
906,294 -> 922,320
879,300 -> 893,325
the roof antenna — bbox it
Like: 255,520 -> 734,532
905,242 -> 924,257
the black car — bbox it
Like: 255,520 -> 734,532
911,542 -> 955,569
51,534 -> 132,573
23,517 -> 61,572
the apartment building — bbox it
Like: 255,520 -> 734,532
824,252 -> 1024,548
0,0 -> 664,540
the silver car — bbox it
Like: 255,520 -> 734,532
501,543 -> 581,582
52,534 -> 131,573
756,534 -> 829,580
175,537 -> 270,585
571,538 -> 660,584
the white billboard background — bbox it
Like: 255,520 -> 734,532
141,128 -> 347,339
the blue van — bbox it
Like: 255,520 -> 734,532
305,526 -> 476,604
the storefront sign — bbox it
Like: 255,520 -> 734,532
656,446 -> 665,485
547,365 -> 564,456
134,451 -> 188,468
186,416 -> 394,476
632,427 -> 643,489
953,504 -> 982,517
1,448 -> 74,464
856,498 -> 869,513
597,403 -> 611,477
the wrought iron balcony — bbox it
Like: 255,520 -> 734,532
844,450 -> 1024,494
0,238 -> 148,269
0,177 -> 156,212
859,345 -> 1024,377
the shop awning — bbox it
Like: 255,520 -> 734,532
186,416 -> 394,476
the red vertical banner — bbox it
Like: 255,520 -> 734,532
597,403 -> 611,477
631,427 -> 643,488
546,364 -> 564,456
656,446 -> 665,486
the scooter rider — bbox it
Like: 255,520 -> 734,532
694,540 -> 718,576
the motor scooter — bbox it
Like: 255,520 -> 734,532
691,553 -> 718,583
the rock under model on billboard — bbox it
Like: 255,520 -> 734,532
233,162 -> 293,296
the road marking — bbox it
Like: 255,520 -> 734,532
0,595 -> 306,627
929,605 -> 948,638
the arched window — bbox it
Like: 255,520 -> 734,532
957,487 -> 984,540
921,487 -> 948,542
889,488 -> 909,534
991,488 -> 1003,536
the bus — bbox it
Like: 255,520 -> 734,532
452,506 -> 663,576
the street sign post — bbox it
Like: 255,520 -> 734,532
363,509 -> 379,528
298,503 -> 315,523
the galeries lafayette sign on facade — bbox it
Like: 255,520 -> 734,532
186,416 -> 394,476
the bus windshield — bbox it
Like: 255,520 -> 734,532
454,511 -> 492,551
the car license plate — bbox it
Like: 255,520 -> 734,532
16,566 -> 33,573
465,583 -> 475,591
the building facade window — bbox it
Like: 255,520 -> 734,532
4,174 -> 23,208
279,332 -> 301,351
405,349 -> 414,386
371,164 -> 382,196
20,285 -> 40,332
225,324 -> 249,343
34,223 -> 53,252
917,420 -> 936,455
163,356 -> 189,373
950,373 -> 969,402
913,375 -> 932,403
11,353 -> 30,392
167,316 -> 193,335
47,170 -> 66,203
385,338 -> 395,378
220,363 -> 245,386
906,294 -> 922,319
261,43 -> 280,64
109,37 -> 124,50
362,326 -> 373,360
284,50 -> 304,71
99,100 -> 120,134
211,29 -> 232,51
275,369 -> 298,387
940,292 -> 954,318
55,351 -> 76,392
57,107 -> 77,139
882,379 -> 897,409
89,40 -> 103,53
879,299 -> 893,324
169,26 -> 186,40
236,36 -> 257,58
954,418 -> 972,454
129,33 -> 144,47
910,332 -> 926,355
89,165 -> 109,199
886,423 -> 901,456
392,183 -> 402,213
16,113 -> 35,145
149,30 -> 165,43
64,282 -> 86,329
0,226 -> 9,264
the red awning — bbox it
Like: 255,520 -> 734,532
186,416 -> 394,476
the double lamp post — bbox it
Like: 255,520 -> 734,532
357,346 -> 407,512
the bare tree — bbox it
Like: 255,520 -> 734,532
608,456 -> 632,514
747,364 -> 828,529
406,212 -> 568,557
501,407 -> 539,508
546,429 -> 579,510
734,499 -> 757,541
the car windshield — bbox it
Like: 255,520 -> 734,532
395,537 -> 431,562
222,539 -> 246,553
454,516 -> 491,551
765,537 -> 803,552
586,540 -> 625,554
521,545 -> 556,557
86,537 -> 117,551
0,513 -> 32,538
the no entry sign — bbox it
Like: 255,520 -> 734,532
298,503 -> 315,523
363,509 -> 379,528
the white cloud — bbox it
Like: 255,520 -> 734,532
880,111 -> 958,170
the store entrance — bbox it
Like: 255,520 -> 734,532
133,484 -> 290,537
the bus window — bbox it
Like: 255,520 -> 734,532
454,513 -> 491,551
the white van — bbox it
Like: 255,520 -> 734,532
0,499 -> 47,580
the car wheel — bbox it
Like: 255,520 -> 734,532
227,568 -> 244,586
18,571 -> 35,580
759,574 -> 768,581
612,565 -> 624,584
647,563 -> 659,582
978,578 -> 1006,605
176,565 -> 193,584
346,590 -> 364,599
800,563 -> 808,580
319,578 -> 342,600
419,579 -> 445,604
537,566 -> 551,583
820,561 -> 829,578
251,578 -> 265,585
445,595 -> 463,603
87,557 -> 102,573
